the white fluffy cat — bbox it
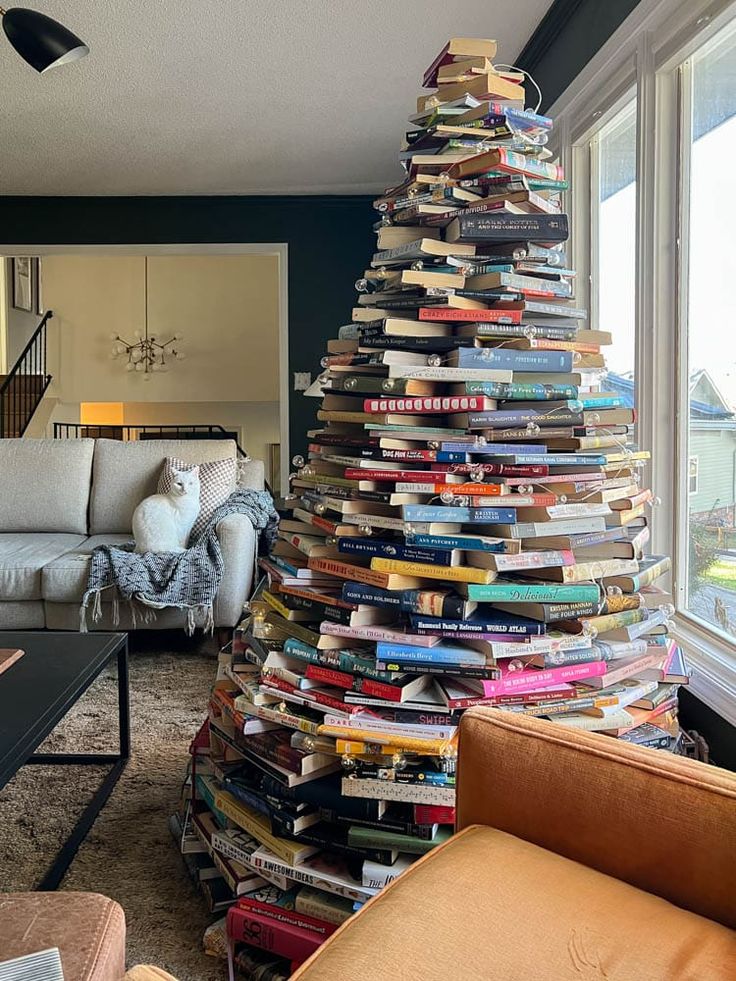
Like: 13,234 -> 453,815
132,466 -> 201,554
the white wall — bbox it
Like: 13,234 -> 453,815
42,254 -> 280,403
39,253 -> 282,470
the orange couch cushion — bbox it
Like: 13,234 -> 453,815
0,892 -> 125,981
292,826 -> 736,981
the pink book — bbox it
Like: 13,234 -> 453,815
319,622 -> 438,647
472,660 -> 608,698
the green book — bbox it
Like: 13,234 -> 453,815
347,825 -> 452,855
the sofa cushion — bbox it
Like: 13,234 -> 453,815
0,600 -> 45,628
0,438 -> 94,534
0,533 -> 86,600
89,439 -> 237,535
0,892 -> 125,981
292,826 -> 736,981
41,534 -> 131,603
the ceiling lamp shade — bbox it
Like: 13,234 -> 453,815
1,6 -> 89,73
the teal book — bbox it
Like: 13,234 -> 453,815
467,580 -> 601,603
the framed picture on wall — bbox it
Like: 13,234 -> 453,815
12,257 -> 33,312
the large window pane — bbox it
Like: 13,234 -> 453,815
595,101 -> 637,392
683,23 -> 736,643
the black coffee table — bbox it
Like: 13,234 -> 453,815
0,631 -> 129,890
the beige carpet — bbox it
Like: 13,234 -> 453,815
0,636 -> 229,981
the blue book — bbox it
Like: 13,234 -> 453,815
434,451 -> 469,463
453,347 -> 574,373
337,537 -> 455,566
486,453 -> 608,466
342,583 -> 470,620
407,534 -> 514,553
376,641 -> 488,665
440,441 -> 545,454
408,612 -> 544,636
579,395 -> 627,408
402,505 -> 517,524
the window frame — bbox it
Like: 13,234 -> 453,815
548,0 -> 736,724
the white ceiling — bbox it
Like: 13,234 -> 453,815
0,0 -> 553,196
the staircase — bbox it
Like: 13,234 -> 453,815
0,311 -> 53,438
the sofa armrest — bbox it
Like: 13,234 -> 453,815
213,513 -> 257,627
457,707 -> 736,929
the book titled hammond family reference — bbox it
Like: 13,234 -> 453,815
171,35 -> 686,976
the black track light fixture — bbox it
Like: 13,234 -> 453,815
1,6 -> 89,73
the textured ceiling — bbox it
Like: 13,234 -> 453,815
0,0 -> 553,196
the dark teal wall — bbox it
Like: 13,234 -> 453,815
517,0 -> 643,110
0,195 -> 375,460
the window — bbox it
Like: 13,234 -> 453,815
549,0 -> 736,720
592,102 -> 637,387
689,457 -> 699,495
680,20 -> 736,644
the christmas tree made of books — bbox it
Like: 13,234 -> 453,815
175,36 -> 690,975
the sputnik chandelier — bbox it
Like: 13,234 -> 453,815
110,256 -> 186,380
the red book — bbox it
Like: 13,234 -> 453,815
227,905 -> 326,965
430,462 -> 550,477
305,665 -> 405,703
415,803 -> 455,825
362,395 -> 493,414
418,307 -> 523,323
236,897 -> 337,940
344,468 -> 458,482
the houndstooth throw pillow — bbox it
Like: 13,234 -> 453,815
158,455 -> 237,542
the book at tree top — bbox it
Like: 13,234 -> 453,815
171,34 -> 686,975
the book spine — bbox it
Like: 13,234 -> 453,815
457,347 -> 573,372
414,804 -> 455,824
370,557 -> 493,584
478,661 -> 609,697
337,538 -> 454,566
226,907 -> 325,963
418,306 -> 522,323
463,380 -> 578,399
402,505 -> 516,524
466,583 -> 599,602
236,898 -> 337,938
363,396 -> 489,413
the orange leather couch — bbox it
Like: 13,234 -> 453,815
292,707 -> 736,981
0,892 -> 177,981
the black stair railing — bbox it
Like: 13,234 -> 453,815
0,310 -> 53,438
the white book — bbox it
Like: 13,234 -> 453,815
341,776 -> 456,806
362,854 -> 416,889
0,950 -> 64,981
388,365 -> 514,382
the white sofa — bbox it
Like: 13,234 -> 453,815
0,438 -> 264,630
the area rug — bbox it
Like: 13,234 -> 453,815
0,638 -> 228,981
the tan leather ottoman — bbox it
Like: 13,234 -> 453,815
0,892 -> 125,980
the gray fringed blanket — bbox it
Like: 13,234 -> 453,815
81,489 -> 278,633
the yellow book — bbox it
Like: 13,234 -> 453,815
321,724 -> 457,757
335,739 -> 408,757
214,791 -> 318,866
370,557 -> 495,585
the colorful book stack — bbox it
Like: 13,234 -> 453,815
173,36 -> 692,973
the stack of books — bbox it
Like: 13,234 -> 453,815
172,36 -> 691,973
